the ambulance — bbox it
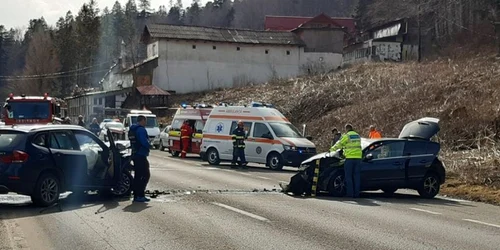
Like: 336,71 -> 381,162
123,109 -> 161,148
167,104 -> 214,157
200,105 -> 317,170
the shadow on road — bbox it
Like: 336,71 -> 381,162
285,191 -> 476,208
200,163 -> 298,173
0,192 -> 128,220
122,202 -> 151,213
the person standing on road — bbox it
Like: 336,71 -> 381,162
129,115 -> 151,203
78,115 -> 85,127
330,124 -> 362,198
331,127 -> 342,146
180,120 -> 193,158
231,120 -> 248,169
89,118 -> 100,135
368,125 -> 382,139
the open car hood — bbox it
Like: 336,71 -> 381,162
398,117 -> 440,140
301,150 -> 343,165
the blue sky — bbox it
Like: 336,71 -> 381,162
0,0 -> 206,29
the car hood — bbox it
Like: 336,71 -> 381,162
280,137 -> 315,148
301,150 -> 343,165
398,117 -> 440,140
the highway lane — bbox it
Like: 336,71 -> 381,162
0,150 -> 499,250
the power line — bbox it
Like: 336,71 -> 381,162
1,69 -> 112,82
0,61 -> 113,79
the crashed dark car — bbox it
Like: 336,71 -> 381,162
282,118 -> 446,199
0,125 -> 133,206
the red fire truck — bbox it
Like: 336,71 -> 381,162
2,93 -> 61,125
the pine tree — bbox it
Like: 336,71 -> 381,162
75,0 -> 101,88
185,0 -> 201,25
138,0 -> 151,12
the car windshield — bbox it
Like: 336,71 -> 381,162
6,101 -> 50,119
269,122 -> 303,138
131,116 -> 158,128
105,122 -> 124,129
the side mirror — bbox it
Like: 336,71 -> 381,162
5,104 -> 11,111
306,135 -> 313,140
365,153 -> 374,161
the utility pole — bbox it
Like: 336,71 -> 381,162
496,0 -> 500,57
417,0 -> 422,62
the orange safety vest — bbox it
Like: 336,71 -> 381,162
369,130 -> 382,139
180,124 -> 192,139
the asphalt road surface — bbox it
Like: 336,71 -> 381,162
1,150 -> 500,250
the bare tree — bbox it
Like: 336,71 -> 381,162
15,30 -> 61,95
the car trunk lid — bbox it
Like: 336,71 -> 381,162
0,130 -> 28,176
398,117 -> 440,140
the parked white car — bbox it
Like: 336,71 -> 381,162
159,125 -> 172,151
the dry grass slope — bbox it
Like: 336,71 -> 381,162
168,53 -> 500,204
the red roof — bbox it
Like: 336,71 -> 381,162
265,14 -> 356,34
136,85 -> 170,96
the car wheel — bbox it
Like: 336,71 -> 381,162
207,148 -> 221,165
267,153 -> 283,171
31,173 -> 60,207
327,171 -> 346,197
382,188 -> 398,195
111,171 -> 133,197
159,140 -> 165,151
418,172 -> 441,199
171,151 -> 180,157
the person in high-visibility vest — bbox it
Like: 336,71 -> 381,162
330,124 -> 363,198
231,120 -> 248,169
180,121 -> 193,158
368,125 -> 382,139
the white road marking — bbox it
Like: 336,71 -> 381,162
439,197 -> 472,203
256,176 -> 272,180
205,167 -> 220,170
463,219 -> 500,229
238,172 -> 253,176
409,208 -> 442,215
212,202 -> 270,222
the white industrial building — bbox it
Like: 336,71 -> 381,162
139,23 -> 343,94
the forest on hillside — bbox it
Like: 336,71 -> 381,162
0,0 -> 498,98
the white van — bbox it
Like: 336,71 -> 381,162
123,109 -> 161,148
200,106 -> 316,170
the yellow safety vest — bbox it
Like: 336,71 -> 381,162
330,130 -> 362,159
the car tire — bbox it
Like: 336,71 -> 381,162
171,151 -> 180,157
207,148 -> 221,165
111,171 -> 133,197
382,188 -> 398,195
327,171 -> 346,197
267,153 -> 283,171
417,172 -> 441,199
159,140 -> 165,151
31,173 -> 61,207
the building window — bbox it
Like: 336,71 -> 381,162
265,49 -> 269,54
286,50 -> 290,55
213,46 -> 217,50
93,98 -> 97,105
99,98 -> 103,105
153,44 -> 157,55
237,47 -> 240,51
192,45 -> 196,49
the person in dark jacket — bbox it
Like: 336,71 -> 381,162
129,115 -> 151,203
231,120 -> 248,169
77,115 -> 85,127
331,128 -> 342,146
89,118 -> 100,135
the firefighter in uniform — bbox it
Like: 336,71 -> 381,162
180,120 -> 193,158
231,120 -> 248,169
330,124 -> 363,198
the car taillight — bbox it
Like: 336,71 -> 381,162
0,151 -> 29,163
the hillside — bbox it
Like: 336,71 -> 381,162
166,52 -> 500,204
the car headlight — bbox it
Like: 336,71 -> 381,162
283,145 -> 296,151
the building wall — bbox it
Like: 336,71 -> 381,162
299,29 -> 345,53
153,40 -> 300,94
150,40 -> 342,94
372,41 -> 401,61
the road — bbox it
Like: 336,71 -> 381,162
1,150 -> 500,250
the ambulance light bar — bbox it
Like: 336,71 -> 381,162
250,101 -> 274,108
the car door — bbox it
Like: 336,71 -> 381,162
404,141 -> 436,185
192,120 -> 205,153
361,141 -> 406,188
48,131 -> 89,188
246,122 -> 274,164
30,132 -> 57,180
